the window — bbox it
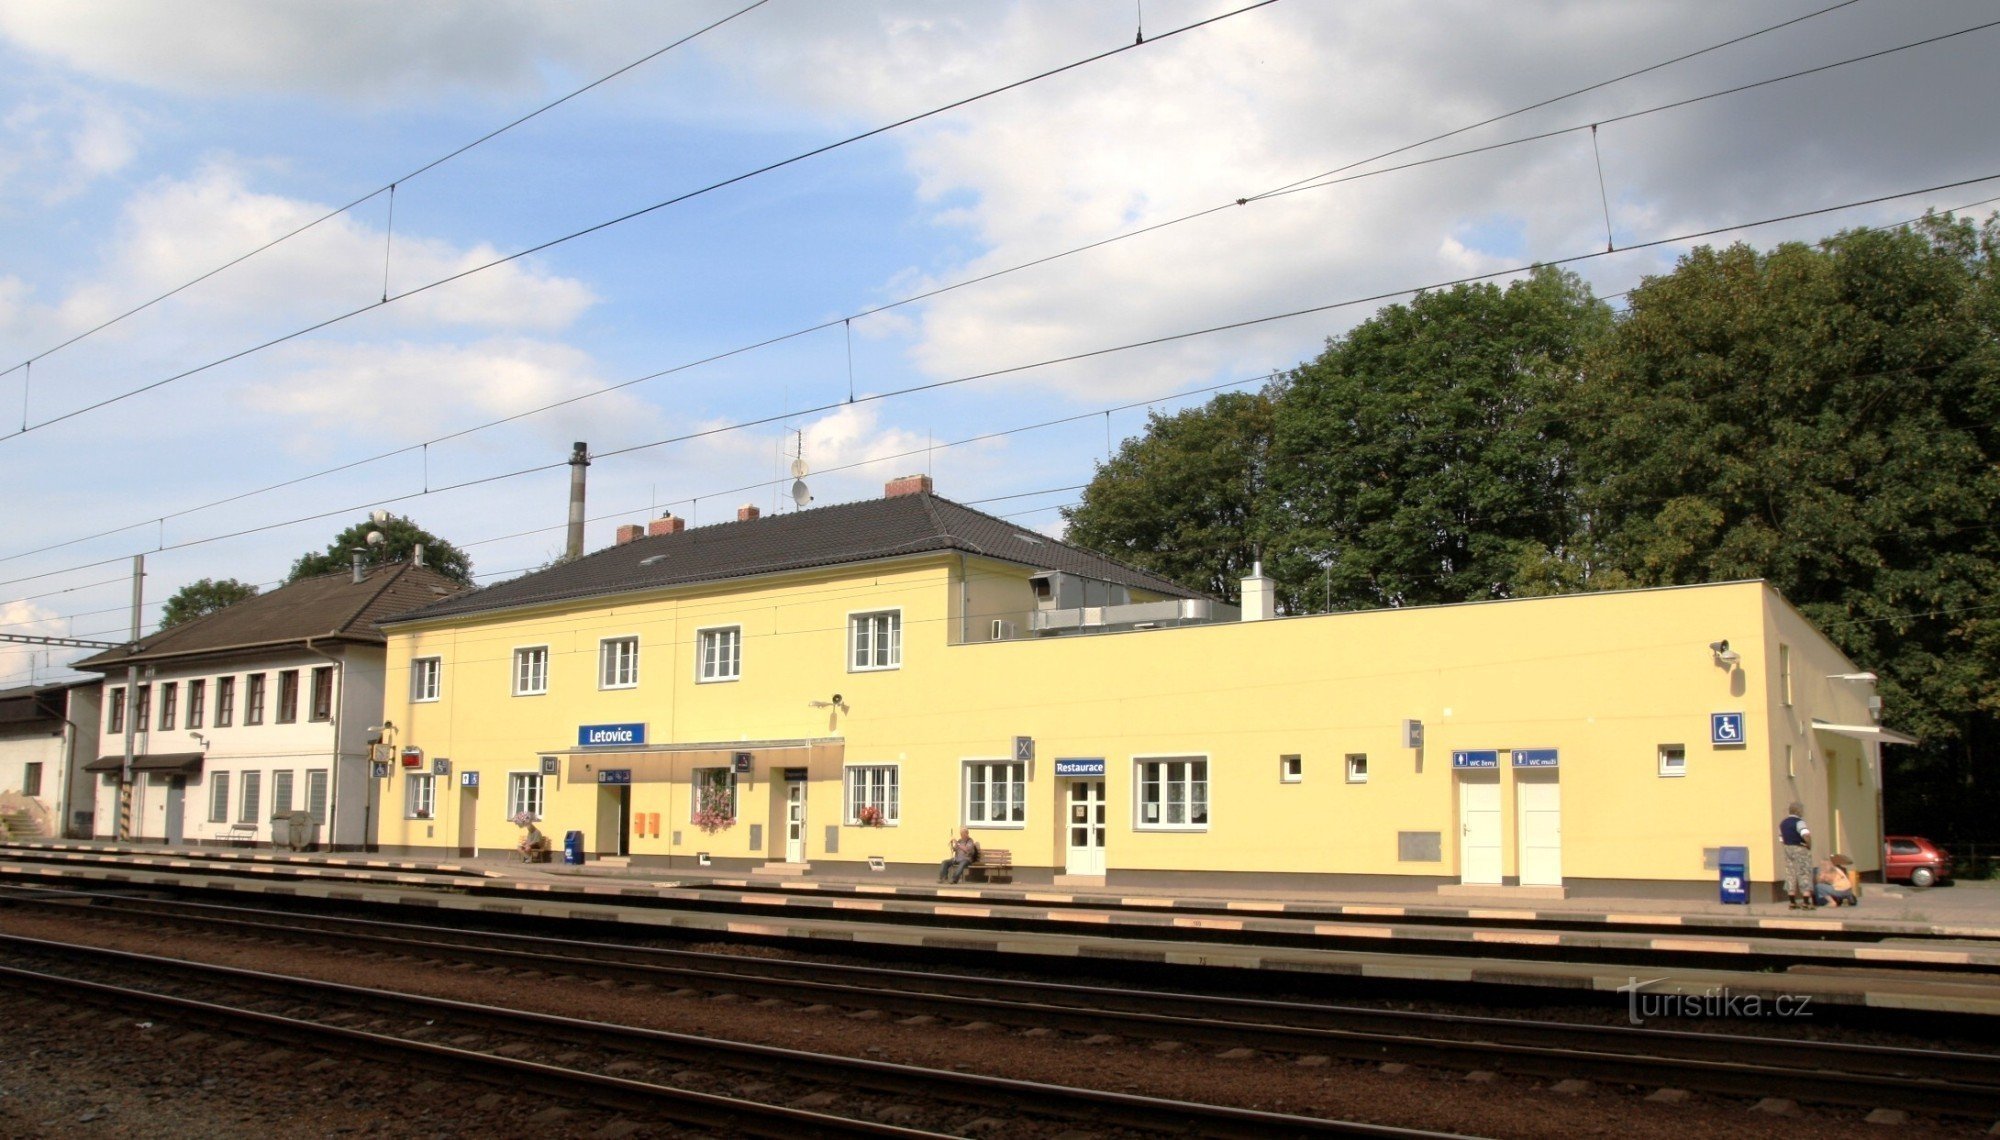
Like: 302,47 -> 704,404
239,771 -> 262,823
245,674 -> 266,725
1780,644 -> 1793,706
22,762 -> 42,797
272,770 -> 294,815
1786,743 -> 1795,778
310,666 -> 333,721
691,768 -> 736,824
158,682 -> 178,731
1136,757 -> 1208,830
1279,754 -> 1303,783
599,637 -> 639,689
1659,744 -> 1687,778
305,770 -> 329,826
276,669 -> 299,723
134,685 -> 150,730
209,772 -> 231,824
849,610 -> 901,671
107,688 -> 124,734
406,774 -> 435,820
963,761 -> 1025,827
844,765 -> 900,825
1345,754 -> 1369,784
187,679 -> 206,729
411,657 -> 441,702
508,772 -> 545,819
697,627 -> 741,683
513,647 -> 548,696
215,676 -> 236,727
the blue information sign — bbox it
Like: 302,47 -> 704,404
1451,749 -> 1500,769
597,769 -> 632,785
1053,758 -> 1106,777
460,771 -> 479,788
1711,712 -> 1746,746
578,722 -> 646,748
1512,748 -> 1559,768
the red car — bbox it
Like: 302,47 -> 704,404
1883,836 -> 1952,888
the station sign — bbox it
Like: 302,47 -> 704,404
1053,758 -> 1106,777
597,769 -> 633,785
578,722 -> 646,748
1451,749 -> 1500,769
1512,748 -> 1559,768
1711,712 -> 1746,747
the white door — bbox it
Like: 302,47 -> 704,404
1458,771 -> 1502,884
1515,770 -> 1562,886
785,780 -> 806,862
1065,780 -> 1106,875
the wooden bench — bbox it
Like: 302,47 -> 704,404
224,822 -> 258,847
963,847 -> 1013,884
521,835 -> 552,863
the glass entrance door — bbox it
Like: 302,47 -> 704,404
785,779 -> 806,862
1064,779 -> 1106,875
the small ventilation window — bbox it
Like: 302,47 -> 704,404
640,554 -> 669,566
1014,534 -> 1043,545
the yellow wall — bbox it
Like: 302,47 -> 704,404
379,562 -> 1882,890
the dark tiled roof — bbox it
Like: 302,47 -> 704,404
388,493 -> 1205,625
70,562 -> 465,673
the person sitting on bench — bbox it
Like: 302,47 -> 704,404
938,828 -> 979,884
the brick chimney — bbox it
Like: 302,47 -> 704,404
647,512 -> 685,537
737,503 -> 761,522
885,473 -> 934,498
615,523 -> 644,545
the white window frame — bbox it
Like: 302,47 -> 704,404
411,657 -> 441,703
843,764 -> 901,825
1279,754 -> 1303,784
1658,744 -> 1687,778
239,770 -> 262,824
1134,755 -> 1209,832
961,759 -> 1026,828
406,773 -> 436,819
512,645 -> 549,696
599,635 -> 639,690
691,767 -> 737,821
272,769 -> 295,816
209,771 -> 230,824
508,771 -> 545,819
305,769 -> 329,825
1345,753 -> 1369,784
848,609 -> 902,672
696,626 -> 742,683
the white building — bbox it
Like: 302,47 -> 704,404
71,562 -> 461,848
0,680 -> 99,838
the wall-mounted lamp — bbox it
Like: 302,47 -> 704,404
1709,639 -> 1741,666
188,731 -> 208,750
1827,672 -> 1877,683
807,694 -> 850,713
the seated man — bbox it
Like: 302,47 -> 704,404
1814,855 -> 1860,907
938,828 -> 980,884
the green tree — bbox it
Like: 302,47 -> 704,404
287,514 -> 474,587
1062,390 -> 1276,603
1579,213 -> 2000,836
1262,266 -> 1613,612
160,577 -> 260,629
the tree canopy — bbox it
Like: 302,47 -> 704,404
160,577 -> 260,629
287,514 -> 474,587
1062,390 -> 1276,603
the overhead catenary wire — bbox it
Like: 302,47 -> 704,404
3,172 -> 1994,603
0,0 -> 1281,444
4,12 -> 1972,572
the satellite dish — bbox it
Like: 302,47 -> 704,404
366,530 -> 385,546
790,479 -> 813,507
791,457 -> 809,478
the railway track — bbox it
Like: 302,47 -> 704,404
0,932 -> 1468,1140
6,886 -> 1997,1121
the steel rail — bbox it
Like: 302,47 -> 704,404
7,891 -> 1999,1119
0,934 -> 1479,1140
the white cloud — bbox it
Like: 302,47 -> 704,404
0,87 -> 143,203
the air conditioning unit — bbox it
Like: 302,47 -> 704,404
990,619 -> 1017,641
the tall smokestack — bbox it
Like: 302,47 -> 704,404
566,441 -> 590,562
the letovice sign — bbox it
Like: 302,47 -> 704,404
577,723 -> 646,748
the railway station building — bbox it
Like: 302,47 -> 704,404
373,477 -> 1906,898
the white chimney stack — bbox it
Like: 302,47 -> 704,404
1241,561 -> 1275,622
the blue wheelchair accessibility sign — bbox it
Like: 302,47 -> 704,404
1711,712 -> 1746,746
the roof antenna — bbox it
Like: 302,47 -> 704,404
789,429 -> 812,509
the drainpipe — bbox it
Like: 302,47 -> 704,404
301,637 -> 350,850
54,695 -> 80,839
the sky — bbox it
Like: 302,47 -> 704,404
2,0 -> 1996,687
